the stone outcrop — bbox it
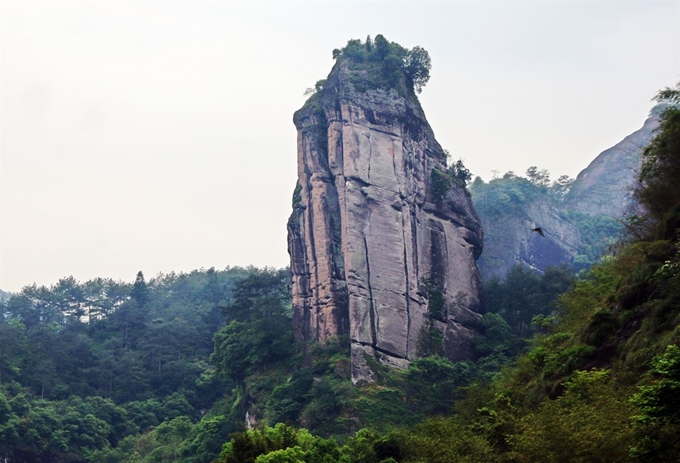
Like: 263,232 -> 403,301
287,59 -> 484,383
474,192 -> 582,279
472,106 -> 664,281
565,107 -> 662,217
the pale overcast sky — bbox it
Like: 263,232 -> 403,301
1,0 -> 678,292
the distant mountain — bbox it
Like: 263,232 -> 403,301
471,107 -> 664,280
564,106 -> 663,216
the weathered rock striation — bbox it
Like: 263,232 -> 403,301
287,56 -> 484,383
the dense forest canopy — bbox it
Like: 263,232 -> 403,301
0,262 -> 572,462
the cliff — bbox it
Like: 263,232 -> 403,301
472,107 -> 664,281
471,177 -> 581,279
287,39 -> 484,383
564,108 -> 662,216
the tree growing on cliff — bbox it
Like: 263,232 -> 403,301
404,46 -> 431,94
337,35 -> 432,95
526,166 -> 550,188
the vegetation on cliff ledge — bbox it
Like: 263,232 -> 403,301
306,35 -> 431,100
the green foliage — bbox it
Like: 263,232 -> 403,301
219,423 -> 305,463
525,165 -> 551,188
212,320 -> 293,384
428,160 -> 473,203
212,268 -> 293,384
416,321 -> 444,358
328,35 -> 430,97
404,356 -> 472,415
571,211 -> 623,263
292,183 -> 302,207
426,288 -> 445,321
469,173 -> 540,218
402,46 -> 431,94
512,369 -> 637,463
429,169 -> 452,202
398,416 -> 497,463
131,271 -> 150,307
484,264 -> 574,338
634,84 -> 680,231
473,313 -> 525,377
0,266 -> 273,462
630,345 -> 680,461
217,424 -> 411,463
448,158 -> 472,185
266,370 -> 314,424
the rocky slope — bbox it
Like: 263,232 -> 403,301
287,43 -> 484,383
565,107 -> 662,216
472,180 -> 581,279
472,107 -> 663,280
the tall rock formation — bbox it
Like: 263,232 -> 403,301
287,39 -> 484,383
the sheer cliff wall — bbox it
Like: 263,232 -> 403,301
287,61 -> 483,383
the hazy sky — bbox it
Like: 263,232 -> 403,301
1,0 -> 679,292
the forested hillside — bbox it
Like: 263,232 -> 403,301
0,260 -> 572,462
0,267 -> 252,461
212,84 -> 680,463
470,169 -> 622,278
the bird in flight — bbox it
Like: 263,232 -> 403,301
532,226 -> 545,237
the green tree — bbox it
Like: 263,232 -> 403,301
525,166 -> 550,188
0,391 -> 19,461
403,46 -> 431,94
630,345 -> 680,461
513,370 -> 636,463
634,83 -> 680,231
131,271 -> 149,307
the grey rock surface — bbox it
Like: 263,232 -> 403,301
565,109 -> 661,217
473,106 -> 663,281
288,61 -> 484,383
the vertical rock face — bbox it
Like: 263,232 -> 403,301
287,59 -> 484,383
474,194 -> 582,280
